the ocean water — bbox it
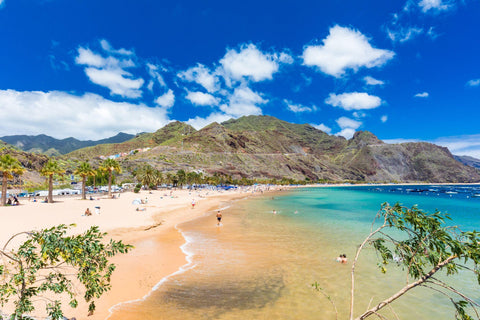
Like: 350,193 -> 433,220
109,185 -> 480,319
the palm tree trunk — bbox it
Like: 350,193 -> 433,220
48,175 -> 53,203
82,176 -> 86,200
1,173 -> 7,206
108,171 -> 112,197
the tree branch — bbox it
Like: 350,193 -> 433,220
354,255 -> 457,320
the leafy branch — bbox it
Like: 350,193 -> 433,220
0,224 -> 133,319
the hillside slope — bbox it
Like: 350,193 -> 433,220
61,116 -> 480,183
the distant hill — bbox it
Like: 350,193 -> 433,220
0,132 -> 135,155
66,115 -> 480,183
454,155 -> 480,170
0,140 -> 49,185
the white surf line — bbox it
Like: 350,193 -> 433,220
105,223 -> 197,319
104,197 -> 249,319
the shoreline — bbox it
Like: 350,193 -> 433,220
0,186 -> 287,320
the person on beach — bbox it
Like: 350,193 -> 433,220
336,254 -> 348,264
192,199 -> 196,209
216,210 -> 222,226
84,208 -> 92,216
273,209 -> 277,215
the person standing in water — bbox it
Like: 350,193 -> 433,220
216,210 -> 222,226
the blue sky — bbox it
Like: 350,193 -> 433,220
1,0 -> 480,157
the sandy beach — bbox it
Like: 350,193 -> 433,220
0,186 -> 281,320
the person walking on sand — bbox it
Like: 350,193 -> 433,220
192,198 -> 196,209
216,210 -> 222,226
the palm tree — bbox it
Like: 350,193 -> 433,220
176,169 -> 186,188
40,160 -> 65,203
99,158 -> 121,197
0,154 -> 25,206
136,164 -> 156,188
74,162 -> 96,200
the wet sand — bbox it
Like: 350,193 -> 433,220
0,186 -> 285,319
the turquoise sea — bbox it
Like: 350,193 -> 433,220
109,185 -> 480,319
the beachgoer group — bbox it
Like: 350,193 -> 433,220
336,254 -> 348,264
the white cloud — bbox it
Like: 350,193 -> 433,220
335,116 -> 362,139
381,115 -> 388,123
84,68 -> 144,99
364,76 -> 385,86
466,79 -> 480,87
186,91 -> 220,106
414,92 -> 429,98
325,92 -> 382,111
386,26 -> 423,43
220,44 -> 288,82
336,117 -> 362,130
177,64 -> 220,93
155,89 -> 175,108
147,63 -> 166,90
312,123 -> 332,134
384,134 -> 480,159
186,113 -> 232,130
219,86 -> 266,117
284,99 -> 314,113
0,89 -> 169,140
337,128 -> 357,139
433,135 -> 480,158
419,0 -> 452,13
302,25 -> 395,78
75,41 -> 144,99
100,39 -> 134,56
75,48 -> 106,68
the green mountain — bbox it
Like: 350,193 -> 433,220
64,115 -> 480,183
0,132 -> 135,155
5,115 -> 474,184
66,121 -> 195,160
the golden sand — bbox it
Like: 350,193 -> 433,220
0,187 -> 280,319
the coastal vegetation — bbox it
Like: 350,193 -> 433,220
0,155 -> 25,206
99,159 -> 121,197
0,224 -> 132,319
40,160 -> 65,203
74,162 -> 96,200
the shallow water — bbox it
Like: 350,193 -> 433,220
109,186 -> 480,319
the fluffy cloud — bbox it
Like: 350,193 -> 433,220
220,44 -> 290,82
381,115 -> 388,123
418,0 -> 452,13
186,113 -> 232,130
312,123 -> 332,134
284,99 -> 314,113
0,89 -> 169,140
335,116 -> 362,139
325,92 -> 382,111
84,68 -> 144,99
364,76 -> 385,86
75,40 -> 144,99
186,91 -> 220,106
302,25 -> 395,78
177,64 -> 220,93
414,92 -> 429,98
155,89 -> 175,108
219,87 -> 266,117
466,79 -> 480,87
